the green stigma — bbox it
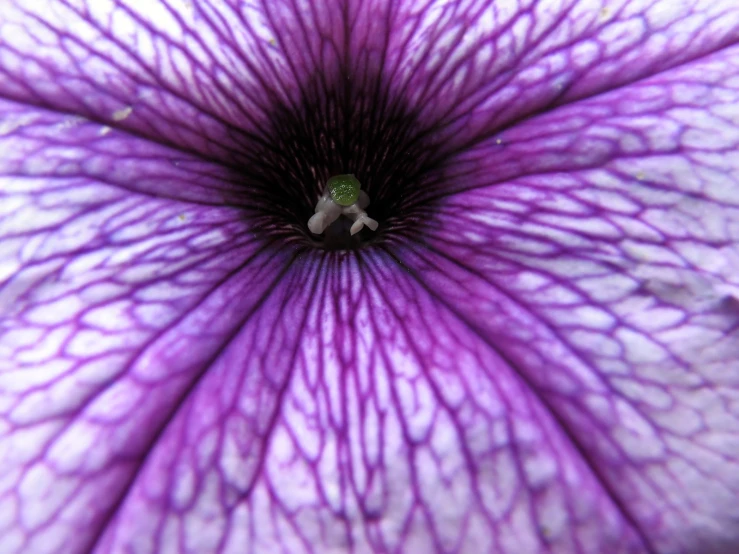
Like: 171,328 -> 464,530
327,174 -> 361,206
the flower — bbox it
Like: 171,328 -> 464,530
1,1 -> 739,553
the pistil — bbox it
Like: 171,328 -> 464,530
308,174 -> 378,236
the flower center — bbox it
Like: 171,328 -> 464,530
223,69 -> 446,251
308,174 -> 378,236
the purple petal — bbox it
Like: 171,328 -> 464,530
95,252 -> 651,553
418,44 -> 739,552
0,0 -> 303,161
386,0 -> 739,157
1,1 -> 738,553
0,102 -> 293,551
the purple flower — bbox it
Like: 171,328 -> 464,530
1,1 -> 739,553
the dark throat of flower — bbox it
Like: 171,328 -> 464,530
223,68 -> 448,252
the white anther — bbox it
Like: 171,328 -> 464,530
308,186 -> 377,236
349,213 -> 379,235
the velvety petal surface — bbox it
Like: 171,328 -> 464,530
0,0 -> 333,167
0,1 -> 738,554
385,0 -> 739,160
0,97 -> 295,552
419,43 -> 739,552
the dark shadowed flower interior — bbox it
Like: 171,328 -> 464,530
1,1 -> 739,554
228,69 -> 444,250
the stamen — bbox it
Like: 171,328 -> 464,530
308,175 -> 378,235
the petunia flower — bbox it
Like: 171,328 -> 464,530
1,0 -> 739,553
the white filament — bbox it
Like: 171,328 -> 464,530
308,188 -> 378,235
